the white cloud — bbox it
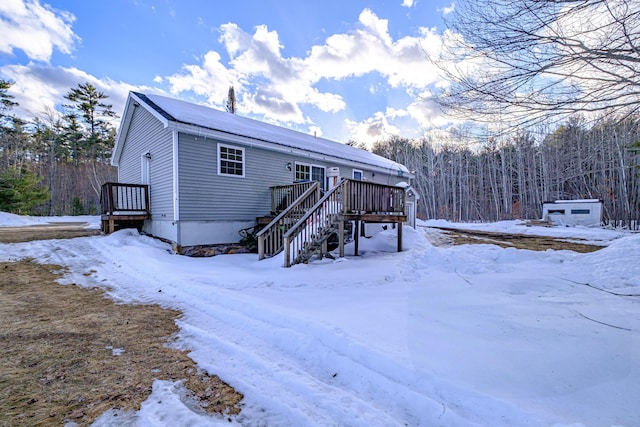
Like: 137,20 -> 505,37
401,0 -> 415,8
0,3 -> 458,144
345,112 -> 401,147
438,3 -> 455,16
164,8 -> 448,130
166,50 -> 236,106
1,63 -> 156,125
306,10 -> 444,88
0,0 -> 79,62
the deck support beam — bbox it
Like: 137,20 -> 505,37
339,220 -> 345,258
354,220 -> 360,256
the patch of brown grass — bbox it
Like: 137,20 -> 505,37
429,226 -> 603,253
0,260 -> 242,426
0,224 -> 100,243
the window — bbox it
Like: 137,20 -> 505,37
295,163 -> 310,181
571,209 -> 590,215
352,169 -> 363,180
218,144 -> 244,177
295,162 -> 326,189
548,209 -> 565,214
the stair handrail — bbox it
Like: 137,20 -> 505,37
270,181 -> 317,214
257,181 -> 321,260
283,179 -> 347,267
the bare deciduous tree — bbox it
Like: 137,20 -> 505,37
434,0 -> 640,127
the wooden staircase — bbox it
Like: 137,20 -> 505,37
290,179 -> 408,267
283,181 -> 345,266
258,179 -> 408,267
256,182 -> 321,260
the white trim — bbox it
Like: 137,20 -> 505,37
112,93 -> 171,166
172,130 -> 180,222
294,162 -> 326,186
217,143 -> 246,178
352,169 -> 363,180
132,92 -> 170,127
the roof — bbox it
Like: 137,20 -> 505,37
113,91 -> 409,175
544,199 -> 602,204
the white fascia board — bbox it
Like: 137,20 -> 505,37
132,92 -> 170,127
169,122 -> 412,178
172,129 -> 180,222
112,93 -> 171,167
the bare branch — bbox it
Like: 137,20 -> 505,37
432,0 -> 640,128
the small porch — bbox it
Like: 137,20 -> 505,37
100,182 -> 151,233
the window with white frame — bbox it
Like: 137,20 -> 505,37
352,169 -> 363,180
295,162 -> 326,189
295,163 -> 310,181
218,143 -> 245,177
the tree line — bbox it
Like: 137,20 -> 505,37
1,77 -> 638,229
372,116 -> 640,228
0,80 -> 116,215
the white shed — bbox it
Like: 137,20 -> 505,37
542,199 -> 602,227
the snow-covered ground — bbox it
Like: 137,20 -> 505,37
1,213 -> 638,427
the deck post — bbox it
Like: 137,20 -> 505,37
397,221 -> 403,252
339,220 -> 345,258
283,236 -> 291,267
258,234 -> 265,260
354,220 -> 360,256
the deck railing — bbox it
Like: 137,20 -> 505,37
342,179 -> 406,215
282,179 -> 406,267
101,182 -> 150,215
257,182 -> 321,259
270,181 -> 318,214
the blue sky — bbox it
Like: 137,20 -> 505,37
0,0 -> 456,145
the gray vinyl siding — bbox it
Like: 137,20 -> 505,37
117,105 -> 174,219
177,131 -> 406,222
338,167 -> 401,186
178,134 -> 294,221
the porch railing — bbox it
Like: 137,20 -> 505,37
257,181 -> 321,259
101,182 -> 150,216
270,181 -> 318,214
342,179 -> 406,215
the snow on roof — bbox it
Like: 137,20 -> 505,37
136,92 -> 409,174
545,199 -> 601,204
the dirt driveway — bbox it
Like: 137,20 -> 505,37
0,222 -> 101,243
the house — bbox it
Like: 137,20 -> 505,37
542,199 -> 603,227
107,91 -> 416,263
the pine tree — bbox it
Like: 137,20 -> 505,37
0,167 -> 50,215
0,79 -> 18,120
63,82 -> 117,161
62,82 -> 117,199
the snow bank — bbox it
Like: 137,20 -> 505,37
0,216 -> 638,426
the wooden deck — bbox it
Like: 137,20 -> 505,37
101,179 -> 407,266
100,183 -> 150,233
258,179 -> 407,267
